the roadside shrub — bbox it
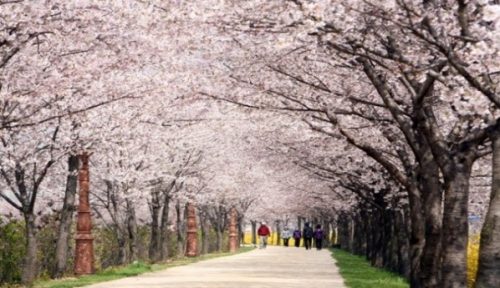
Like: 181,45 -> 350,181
0,218 -> 25,284
36,215 -> 59,280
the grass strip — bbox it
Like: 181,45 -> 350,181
331,248 -> 409,288
34,247 -> 255,288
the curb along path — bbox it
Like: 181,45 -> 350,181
84,246 -> 346,288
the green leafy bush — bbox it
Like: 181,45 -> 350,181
0,218 -> 25,284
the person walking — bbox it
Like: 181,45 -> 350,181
293,228 -> 301,247
314,224 -> 324,250
257,222 -> 271,249
281,227 -> 292,247
303,222 -> 314,250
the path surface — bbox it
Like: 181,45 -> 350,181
85,246 -> 346,288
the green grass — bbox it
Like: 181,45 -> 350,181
34,247 -> 254,288
331,249 -> 409,288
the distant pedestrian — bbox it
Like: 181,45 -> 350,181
281,227 -> 292,247
303,222 -> 314,250
257,222 -> 271,249
293,228 -> 301,247
314,224 -> 324,250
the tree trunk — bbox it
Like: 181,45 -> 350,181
251,220 -> 257,246
149,187 -> 161,262
117,230 -> 128,265
349,216 -> 355,253
21,213 -> 38,285
396,208 -> 410,278
476,132 -> 500,288
383,209 -> 394,270
216,223 -> 223,252
366,212 -> 373,260
371,210 -> 384,267
200,210 -> 209,255
324,220 -> 331,248
214,205 -> 225,252
353,212 -> 365,255
53,155 -> 78,278
406,183 -> 426,288
175,201 -> 186,257
237,216 -> 244,245
440,163 -> 472,288
127,199 -> 138,263
420,153 -> 443,288
331,226 -> 337,245
338,213 -> 350,250
159,194 -> 170,260
275,221 -> 281,245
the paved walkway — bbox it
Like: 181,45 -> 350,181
85,246 -> 346,288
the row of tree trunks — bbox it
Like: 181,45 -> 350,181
209,204 -> 227,252
47,154 -> 242,281
336,202 -> 411,279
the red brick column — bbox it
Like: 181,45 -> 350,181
74,153 -> 94,275
229,208 -> 238,253
186,203 -> 198,257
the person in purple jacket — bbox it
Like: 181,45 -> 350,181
292,228 -> 301,248
314,224 -> 325,250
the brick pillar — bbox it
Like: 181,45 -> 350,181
229,208 -> 238,253
74,153 -> 94,275
186,203 -> 198,257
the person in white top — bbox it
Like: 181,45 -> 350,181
281,227 -> 292,247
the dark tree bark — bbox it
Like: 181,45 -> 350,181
439,163 -> 472,288
209,204 -> 226,252
338,213 -> 350,251
149,187 -> 161,262
275,220 -> 281,245
126,199 -> 138,263
159,193 -> 171,260
116,230 -> 128,265
99,180 -> 129,266
22,213 -> 38,285
353,212 -> 365,255
215,224 -> 223,252
160,181 -> 175,261
394,208 -> 410,278
383,209 -> 394,270
251,220 -> 257,246
199,207 -> 210,255
371,210 -> 384,268
419,154 -> 443,288
237,215 -> 244,245
53,155 -> 78,278
175,200 -> 186,257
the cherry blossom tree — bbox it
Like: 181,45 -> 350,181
1,1 -> 498,287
